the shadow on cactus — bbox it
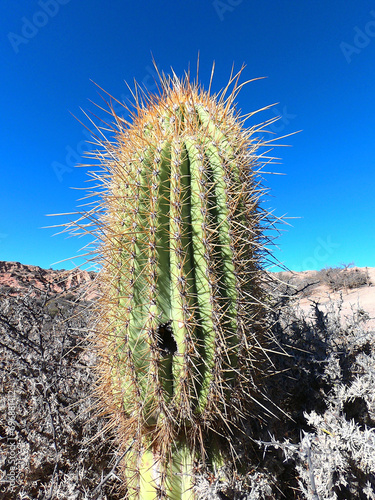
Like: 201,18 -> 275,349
71,64 -> 288,499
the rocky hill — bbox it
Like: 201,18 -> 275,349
0,261 -> 374,499
0,260 -> 97,298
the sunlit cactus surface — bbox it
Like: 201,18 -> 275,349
81,66 -> 279,499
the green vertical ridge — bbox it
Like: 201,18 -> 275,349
185,138 -> 217,414
155,141 -> 172,321
155,141 -> 174,401
115,154 -> 150,414
203,143 -> 239,377
169,140 -> 191,407
167,440 -> 195,500
129,148 -> 155,422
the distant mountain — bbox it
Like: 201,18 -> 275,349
0,260 -> 97,298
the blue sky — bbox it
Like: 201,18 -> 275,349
1,0 -> 374,271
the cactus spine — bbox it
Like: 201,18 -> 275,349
88,68 -> 276,498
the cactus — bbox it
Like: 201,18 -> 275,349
83,67 -> 279,499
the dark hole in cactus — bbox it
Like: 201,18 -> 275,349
157,321 -> 177,356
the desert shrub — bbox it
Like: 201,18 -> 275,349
265,271 -> 320,305
64,292 -> 75,301
272,265 -> 371,305
317,265 -> 370,292
255,290 -> 375,500
2,285 -> 18,295
45,299 -> 60,318
0,288 -> 123,499
193,292 -> 375,499
257,339 -> 375,499
1,268 -> 373,499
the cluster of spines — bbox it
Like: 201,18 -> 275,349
89,73 -> 273,498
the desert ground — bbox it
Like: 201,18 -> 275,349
0,261 -> 374,499
273,266 -> 375,331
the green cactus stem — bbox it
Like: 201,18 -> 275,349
79,67 -> 280,498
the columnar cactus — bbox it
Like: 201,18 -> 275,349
87,68 -> 277,499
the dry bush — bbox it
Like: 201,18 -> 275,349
265,271 -> 320,305
253,293 -> 375,499
1,269 -> 374,499
0,283 -> 123,499
317,265 -> 371,292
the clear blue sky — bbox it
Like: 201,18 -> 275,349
1,1 -> 374,271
